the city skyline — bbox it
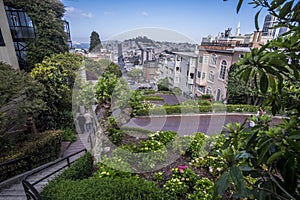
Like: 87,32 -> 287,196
62,0 -> 268,44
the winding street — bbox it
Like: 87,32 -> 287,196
124,113 -> 283,136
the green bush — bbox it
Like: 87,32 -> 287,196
164,166 -> 198,197
42,176 -> 174,200
136,104 -> 266,116
201,94 -> 213,99
61,128 -> 77,142
55,152 -> 93,181
107,128 -> 124,146
148,130 -> 177,145
41,152 -> 94,198
142,89 -> 156,95
121,126 -> 153,134
187,178 -> 214,200
172,87 -> 182,95
186,132 -> 207,158
94,156 -> 133,178
1,131 -> 62,162
198,99 -> 212,106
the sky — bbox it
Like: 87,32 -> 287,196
61,0 -> 268,44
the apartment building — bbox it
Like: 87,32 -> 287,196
195,47 -> 249,101
0,0 -> 19,69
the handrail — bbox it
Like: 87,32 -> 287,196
24,148 -> 87,186
21,148 -> 87,200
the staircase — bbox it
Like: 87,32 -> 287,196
0,138 -> 86,200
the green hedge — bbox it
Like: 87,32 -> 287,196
42,176 -> 174,200
136,104 -> 263,116
142,95 -> 164,101
53,152 -> 94,181
41,152 -> 94,198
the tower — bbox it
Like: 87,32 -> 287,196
235,21 -> 241,36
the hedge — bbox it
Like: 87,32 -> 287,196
52,152 -> 94,181
42,176 -> 174,200
41,152 -> 94,198
136,104 -> 265,116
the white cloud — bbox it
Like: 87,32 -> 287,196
141,11 -> 149,16
65,6 -> 93,18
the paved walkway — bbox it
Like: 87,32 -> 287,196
0,137 -> 86,200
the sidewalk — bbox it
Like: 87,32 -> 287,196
0,137 -> 86,200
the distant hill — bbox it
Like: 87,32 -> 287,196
73,43 -> 89,49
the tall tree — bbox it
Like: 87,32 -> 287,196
31,53 -> 82,130
4,0 -> 69,71
0,62 -> 46,149
89,31 -> 103,52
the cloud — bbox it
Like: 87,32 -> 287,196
141,11 -> 149,16
65,6 -> 93,18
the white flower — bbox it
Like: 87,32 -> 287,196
209,166 -> 213,173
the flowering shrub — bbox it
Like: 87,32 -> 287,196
171,166 -> 198,187
164,177 -> 189,196
148,130 -> 177,145
187,178 -> 214,200
190,154 -> 226,176
139,140 -> 164,152
186,132 -> 207,158
153,171 -> 164,182
164,166 -> 198,197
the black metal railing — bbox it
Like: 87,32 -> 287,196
0,147 -> 59,182
22,149 -> 87,200
24,148 -> 87,185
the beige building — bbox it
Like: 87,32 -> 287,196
195,47 -> 250,101
0,0 -> 19,69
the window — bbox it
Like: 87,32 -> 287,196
176,67 -> 179,71
190,73 -> 194,79
199,56 -> 203,63
202,72 -> 206,80
190,58 -> 196,65
216,89 -> 221,101
208,71 -> 215,82
0,29 -> 5,46
210,54 -> 217,66
203,56 -> 208,64
206,87 -> 212,95
198,86 -> 205,93
219,60 -> 227,80
197,71 -> 201,78
239,54 -> 244,58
